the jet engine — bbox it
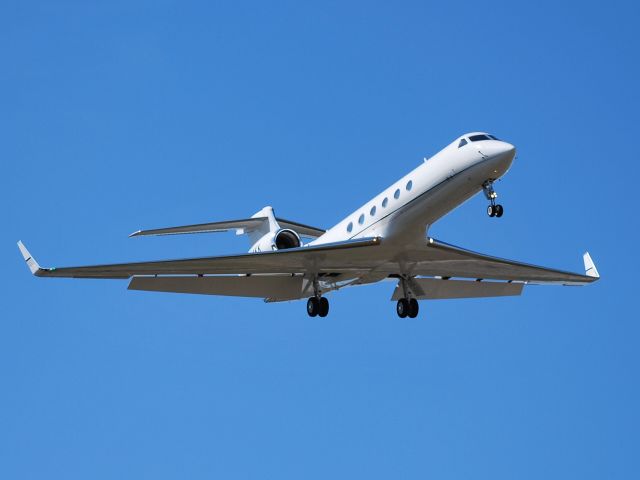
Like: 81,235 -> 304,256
250,228 -> 301,253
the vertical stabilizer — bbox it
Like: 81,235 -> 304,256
239,206 -> 282,247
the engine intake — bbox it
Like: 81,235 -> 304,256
274,229 -> 301,250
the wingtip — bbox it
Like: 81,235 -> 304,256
129,230 -> 142,238
583,252 -> 600,279
17,240 -> 42,275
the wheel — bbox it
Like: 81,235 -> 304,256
307,297 -> 319,317
494,204 -> 504,217
318,297 -> 329,317
396,298 -> 409,318
487,205 -> 495,217
408,298 -> 419,318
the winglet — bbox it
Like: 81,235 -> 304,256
583,252 -> 600,278
17,241 -> 42,275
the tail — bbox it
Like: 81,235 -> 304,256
240,206 -> 282,246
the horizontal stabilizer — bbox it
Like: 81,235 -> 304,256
130,217 -> 325,238
129,218 -> 266,237
391,277 -> 524,300
129,275 -> 304,301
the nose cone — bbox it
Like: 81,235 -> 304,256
482,141 -> 516,177
501,142 -> 516,159
481,140 -> 515,158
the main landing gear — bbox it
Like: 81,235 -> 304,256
306,276 -> 329,317
483,180 -> 504,218
396,297 -> 419,318
307,296 -> 329,317
396,276 -> 420,318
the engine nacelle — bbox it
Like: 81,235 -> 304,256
250,228 -> 301,253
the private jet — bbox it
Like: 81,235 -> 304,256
18,132 -> 599,318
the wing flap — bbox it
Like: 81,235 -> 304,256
391,277 -> 524,300
129,275 -> 304,300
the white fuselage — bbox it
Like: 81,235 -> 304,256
310,132 -> 516,247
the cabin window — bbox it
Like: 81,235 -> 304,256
458,138 -> 468,148
382,197 -> 388,208
370,206 -> 376,216
394,188 -> 400,199
358,213 -> 365,224
406,180 -> 413,191
347,222 -> 353,233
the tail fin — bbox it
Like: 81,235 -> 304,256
241,206 -> 281,246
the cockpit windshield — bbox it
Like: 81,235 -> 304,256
469,134 -> 492,142
458,133 -> 500,148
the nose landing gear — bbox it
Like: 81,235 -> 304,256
487,204 -> 504,218
483,180 -> 504,218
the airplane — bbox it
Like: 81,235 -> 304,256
18,132 -> 599,318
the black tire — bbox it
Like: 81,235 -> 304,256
318,297 -> 329,317
495,204 -> 504,217
408,298 -> 419,318
487,205 -> 495,217
396,298 -> 409,318
307,297 -> 319,317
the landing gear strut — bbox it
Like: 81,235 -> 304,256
483,180 -> 504,218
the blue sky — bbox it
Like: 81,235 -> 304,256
2,0 -> 639,478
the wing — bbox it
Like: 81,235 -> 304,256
401,238 -> 599,285
17,236 -> 598,286
17,238 -> 381,279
